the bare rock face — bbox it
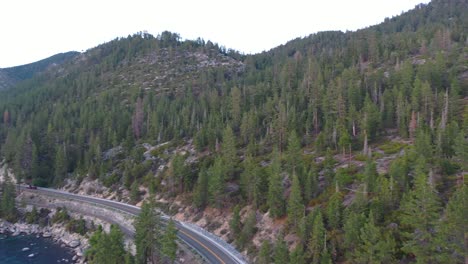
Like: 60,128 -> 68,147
0,163 -> 16,184
103,146 -> 123,160
69,240 -> 80,248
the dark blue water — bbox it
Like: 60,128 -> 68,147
0,233 -> 74,264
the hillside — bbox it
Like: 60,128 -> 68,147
0,0 -> 467,263
0,51 -> 79,90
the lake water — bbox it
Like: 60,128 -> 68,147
0,233 -> 74,264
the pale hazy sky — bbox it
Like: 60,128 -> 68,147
0,0 -> 430,68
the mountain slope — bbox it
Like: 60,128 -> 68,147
0,51 -> 79,90
0,0 -> 467,263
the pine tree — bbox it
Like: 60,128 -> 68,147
343,210 -> 366,258
86,226 -> 104,263
287,174 -> 304,232
107,225 -> 126,264
221,125 -> 237,178
193,167 -> 209,208
161,219 -> 178,263
298,209 -> 317,244
268,150 -> 285,218
286,130 -> 302,175
289,245 -> 306,264
125,126 -> 134,151
274,234 -> 289,264
323,148 -> 335,186
396,90 -> 410,138
364,158 -> 378,193
354,211 -> 395,263
240,111 -> 256,146
415,128 -> 433,161
124,250 -> 134,264
453,131 -> 468,171
338,127 -> 351,156
308,210 -> 325,264
237,211 -> 257,249
26,205 -> 39,224
304,164 -> 318,202
230,86 -> 242,128
400,158 -> 442,263
130,181 -> 140,204
362,94 -> 381,140
132,96 -> 144,139
436,184 -> 467,264
320,246 -> 333,264
13,133 -> 26,180
135,200 -> 161,264
315,132 -> 326,154
87,225 -> 126,264
0,174 -> 17,222
30,143 -> 39,180
240,154 -> 256,203
253,166 -> 269,209
230,205 -> 241,239
257,240 -> 272,264
325,191 -> 343,230
53,144 -> 67,185
172,154 -> 188,194
389,155 -> 410,192
208,156 -> 225,208
411,78 -> 422,113
377,175 -> 398,211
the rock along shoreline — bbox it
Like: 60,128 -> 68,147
0,219 -> 87,264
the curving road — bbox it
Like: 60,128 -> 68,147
20,186 -> 246,264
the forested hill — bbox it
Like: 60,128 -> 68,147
0,51 -> 79,90
0,0 -> 467,262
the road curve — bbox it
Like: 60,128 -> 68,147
20,186 -> 246,264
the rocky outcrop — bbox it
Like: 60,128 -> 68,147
0,162 -> 16,184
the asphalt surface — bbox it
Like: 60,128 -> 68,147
20,186 -> 245,264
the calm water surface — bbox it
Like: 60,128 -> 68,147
0,233 -> 74,264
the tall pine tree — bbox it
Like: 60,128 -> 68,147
400,158 -> 442,263
436,184 -> 467,264
354,211 -> 395,263
161,219 -> 178,264
274,234 -> 289,264
135,200 -> 162,264
287,174 -> 304,232
325,191 -> 343,230
308,210 -> 326,264
268,150 -> 285,218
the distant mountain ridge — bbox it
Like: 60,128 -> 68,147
0,51 -> 79,90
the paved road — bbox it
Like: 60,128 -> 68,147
20,186 -> 246,264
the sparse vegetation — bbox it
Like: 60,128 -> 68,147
379,140 -> 407,155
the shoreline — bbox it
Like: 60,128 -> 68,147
0,219 -> 87,264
